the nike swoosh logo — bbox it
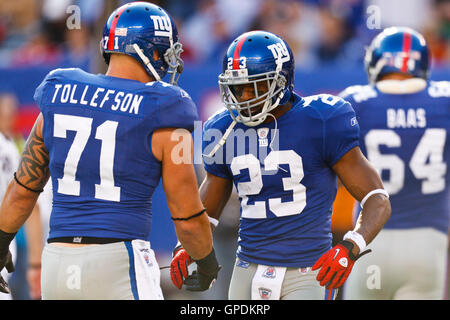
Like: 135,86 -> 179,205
333,248 -> 340,260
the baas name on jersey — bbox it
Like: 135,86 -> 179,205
51,83 -> 143,115
386,107 -> 426,129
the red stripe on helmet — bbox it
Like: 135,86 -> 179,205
401,32 -> 412,73
232,34 -> 249,69
108,6 -> 128,51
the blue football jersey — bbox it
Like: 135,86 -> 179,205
34,68 -> 198,241
202,93 -> 360,267
341,81 -> 450,234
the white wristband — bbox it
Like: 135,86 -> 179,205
343,231 -> 366,252
360,189 -> 389,208
208,216 -> 219,227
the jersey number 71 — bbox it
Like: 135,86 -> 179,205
53,114 -> 121,202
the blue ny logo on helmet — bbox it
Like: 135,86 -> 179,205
218,31 -> 295,127
365,26 -> 430,84
101,2 -> 184,85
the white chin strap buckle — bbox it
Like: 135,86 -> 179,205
133,44 -> 161,81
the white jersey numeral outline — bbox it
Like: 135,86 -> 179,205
364,128 -> 447,195
230,150 -> 306,219
53,114 -> 121,201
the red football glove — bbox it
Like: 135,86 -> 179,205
170,244 -> 193,289
312,240 -> 371,290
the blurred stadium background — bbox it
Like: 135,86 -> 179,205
0,0 -> 448,300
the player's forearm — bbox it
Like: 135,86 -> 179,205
0,180 -> 40,233
353,193 -> 391,251
200,186 -> 221,232
199,173 -> 233,231
25,204 -> 43,266
174,215 -> 213,260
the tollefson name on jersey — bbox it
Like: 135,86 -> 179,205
51,83 -> 143,115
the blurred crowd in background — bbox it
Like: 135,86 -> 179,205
0,0 -> 449,300
0,0 -> 449,71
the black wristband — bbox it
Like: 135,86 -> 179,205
340,239 -> 372,261
0,229 -> 17,256
14,172 -> 43,193
340,240 -> 357,260
195,248 -> 219,275
171,208 -> 207,221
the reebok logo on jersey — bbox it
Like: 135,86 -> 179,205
339,257 -> 348,268
236,259 -> 250,269
72,237 -> 82,243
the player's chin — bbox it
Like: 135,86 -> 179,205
241,105 -> 264,118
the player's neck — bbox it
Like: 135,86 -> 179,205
378,73 -> 413,81
105,55 -> 153,84
263,102 -> 292,124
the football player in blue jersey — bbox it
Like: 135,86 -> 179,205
170,30 -> 391,300
340,27 -> 450,300
0,2 -> 220,299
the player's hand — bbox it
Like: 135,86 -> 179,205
0,250 -> 15,294
27,265 -> 42,299
312,240 -> 371,290
183,248 -> 221,292
170,243 -> 194,289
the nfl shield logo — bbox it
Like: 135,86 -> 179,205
144,254 -> 150,266
263,267 -> 276,278
257,128 -> 269,147
257,128 -> 269,139
259,287 -> 272,299
299,267 -> 310,274
115,27 -> 127,36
